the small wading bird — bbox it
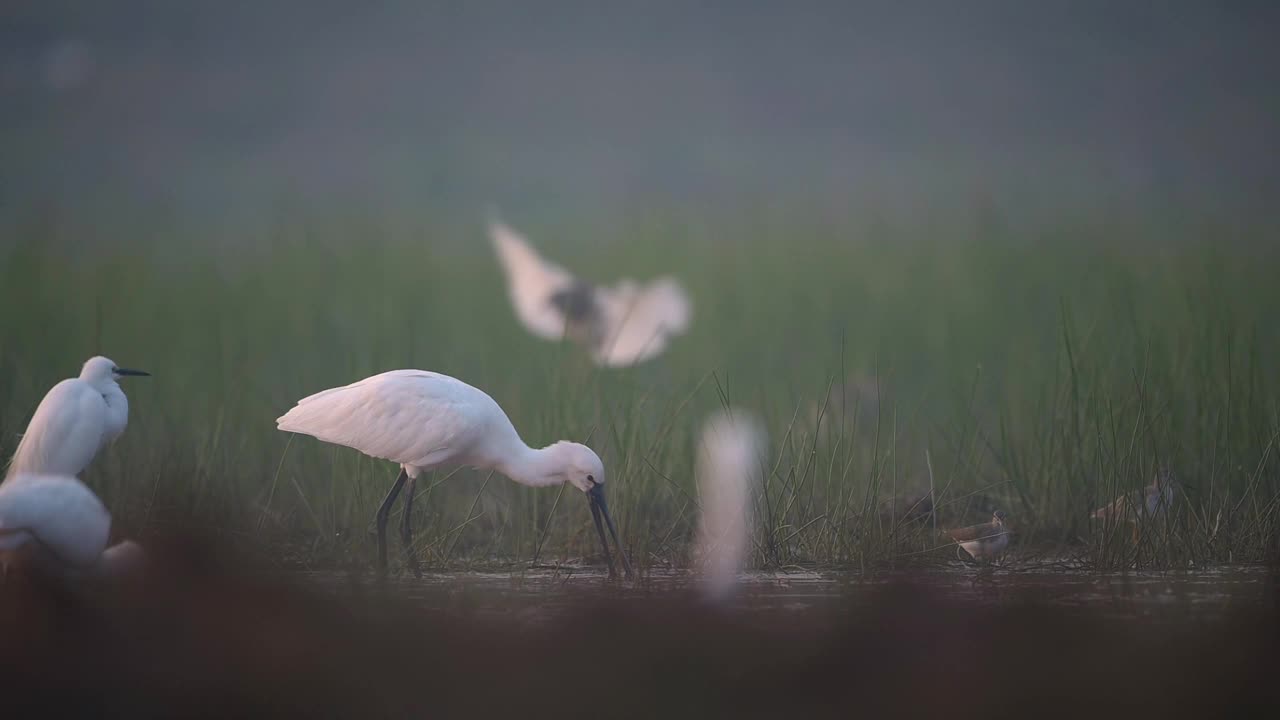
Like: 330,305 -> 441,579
1091,470 -> 1178,542
0,472 -> 144,578
945,510 -> 1010,564
277,369 -> 632,578
489,219 -> 692,367
693,409 -> 765,604
5,356 -> 149,480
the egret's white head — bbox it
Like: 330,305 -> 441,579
553,442 -> 605,494
79,356 -> 150,388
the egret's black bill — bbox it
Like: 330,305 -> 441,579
587,484 -> 633,580
115,368 -> 150,377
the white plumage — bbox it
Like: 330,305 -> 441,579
489,219 -> 692,367
0,472 -> 111,571
277,369 -> 631,577
5,356 -> 149,480
279,370 -> 518,477
693,409 -> 765,603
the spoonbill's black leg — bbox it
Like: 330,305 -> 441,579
400,475 -> 421,577
375,468 -> 408,574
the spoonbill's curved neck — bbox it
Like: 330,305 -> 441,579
497,444 -> 567,488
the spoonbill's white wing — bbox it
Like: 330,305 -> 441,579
0,473 -> 111,569
277,370 -> 504,470
6,379 -> 108,479
694,409 -> 764,602
593,276 -> 693,367
489,220 -> 577,341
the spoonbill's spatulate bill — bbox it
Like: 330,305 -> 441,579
0,473 -> 111,574
489,219 -> 692,367
5,356 -> 150,480
693,409 -> 765,603
276,369 -> 632,578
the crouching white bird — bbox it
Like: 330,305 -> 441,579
489,219 -> 692,367
5,356 -> 150,480
0,473 -> 144,578
693,409 -> 765,603
277,369 -> 632,578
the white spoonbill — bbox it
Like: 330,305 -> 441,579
693,409 -> 765,603
276,369 -> 632,577
489,219 -> 692,367
0,472 -> 142,577
5,356 -> 149,480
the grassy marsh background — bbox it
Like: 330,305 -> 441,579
1,204 -> 1278,571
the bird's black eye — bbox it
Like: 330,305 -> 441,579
586,474 -> 595,484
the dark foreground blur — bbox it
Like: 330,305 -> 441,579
2,535 -> 1277,719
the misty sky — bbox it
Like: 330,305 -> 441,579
2,1 -> 1277,216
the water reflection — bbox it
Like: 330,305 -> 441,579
300,563 -> 1272,624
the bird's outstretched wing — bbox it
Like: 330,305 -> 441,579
6,380 -> 108,479
593,276 -> 693,367
277,371 -> 479,469
489,220 -> 577,341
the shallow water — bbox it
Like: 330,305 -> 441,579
299,562 -> 1273,624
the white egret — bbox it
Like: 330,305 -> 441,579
276,369 -> 632,577
5,356 -> 150,480
489,219 -> 692,367
693,409 -> 765,603
944,510 -> 1010,564
0,472 -> 142,577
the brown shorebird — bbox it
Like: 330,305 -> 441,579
1092,471 -> 1178,542
945,510 -> 1009,564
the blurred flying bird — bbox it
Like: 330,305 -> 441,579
488,219 -> 692,367
5,356 -> 149,480
693,409 -> 765,603
0,472 -> 142,578
945,510 -> 1009,564
277,369 -> 632,578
